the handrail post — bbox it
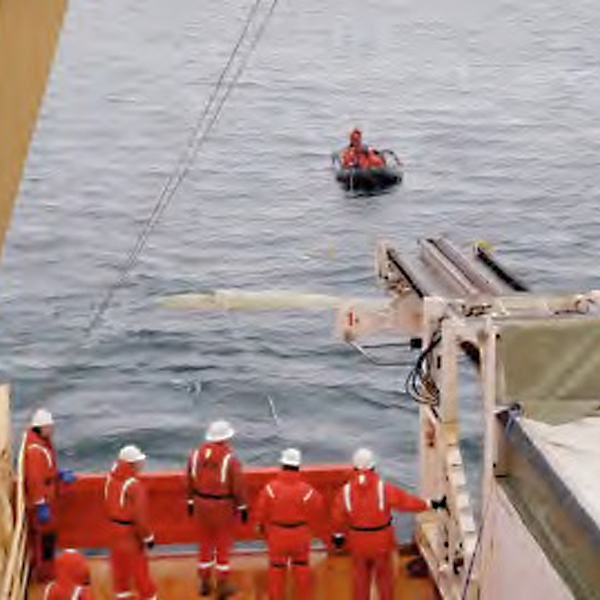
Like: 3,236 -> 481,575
0,385 -> 13,577
0,386 -> 29,600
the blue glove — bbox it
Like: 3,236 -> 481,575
58,469 -> 77,483
36,503 -> 51,525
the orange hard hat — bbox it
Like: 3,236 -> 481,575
56,550 -> 91,585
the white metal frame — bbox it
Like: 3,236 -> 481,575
407,292 -> 599,599
414,300 -> 479,600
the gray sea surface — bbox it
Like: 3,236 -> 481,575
1,0 -> 600,519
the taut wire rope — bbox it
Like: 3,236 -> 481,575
83,0 -> 277,340
36,0 -> 282,400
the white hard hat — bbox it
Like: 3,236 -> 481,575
280,448 -> 302,467
31,408 -> 54,428
353,448 -> 375,470
206,420 -> 235,442
118,445 -> 146,463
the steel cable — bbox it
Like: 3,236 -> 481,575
83,0 -> 278,340
35,0 -> 282,400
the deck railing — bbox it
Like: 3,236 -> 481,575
55,465 -> 353,549
0,385 -> 13,577
0,385 -> 457,600
0,386 -> 29,600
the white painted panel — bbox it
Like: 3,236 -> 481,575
522,417 -> 600,529
480,484 -> 572,600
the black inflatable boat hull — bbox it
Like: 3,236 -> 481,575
335,166 -> 402,192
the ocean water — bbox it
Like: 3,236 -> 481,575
1,0 -> 599,511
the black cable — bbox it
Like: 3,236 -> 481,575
200,0 -> 280,141
404,330 -> 441,406
34,0 -> 282,400
82,0 -> 270,340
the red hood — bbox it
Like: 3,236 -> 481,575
56,551 -> 90,586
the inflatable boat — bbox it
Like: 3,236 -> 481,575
332,149 -> 403,193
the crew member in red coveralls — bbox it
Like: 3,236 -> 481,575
104,445 -> 157,600
255,448 -> 325,600
186,420 -> 248,599
332,448 -> 447,600
24,408 -> 77,582
43,549 -> 94,599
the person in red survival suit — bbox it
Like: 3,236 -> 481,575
42,549 -> 94,599
186,420 -> 248,599
332,448 -> 447,600
104,445 -> 157,600
255,448 -> 326,600
342,128 -> 386,169
359,148 -> 385,169
24,408 -> 77,582
341,128 -> 364,168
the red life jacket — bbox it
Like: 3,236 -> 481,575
105,461 -> 139,523
342,471 -> 391,531
104,461 -> 153,543
188,442 -> 239,500
333,470 -> 428,555
342,147 -> 359,168
24,429 -> 58,507
257,470 -> 322,529
357,149 -> 384,169
366,150 -> 385,168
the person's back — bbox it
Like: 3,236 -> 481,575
355,147 -> 384,169
44,581 -> 93,600
365,150 -> 385,168
104,445 -> 156,600
338,469 -> 389,536
259,470 -> 318,527
332,448 -> 443,600
43,550 -> 94,600
335,468 -> 423,556
255,449 -> 324,600
104,456 -> 153,543
188,439 -> 245,502
186,420 -> 247,599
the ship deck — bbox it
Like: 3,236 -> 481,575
24,467 -> 438,599
28,549 -> 438,599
